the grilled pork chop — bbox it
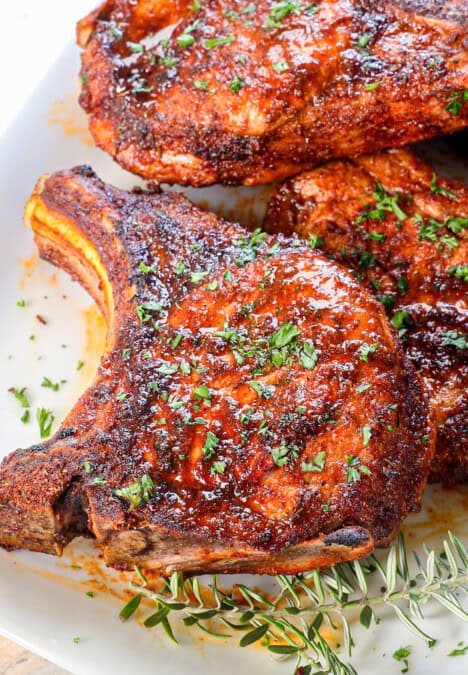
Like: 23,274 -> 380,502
77,0 -> 468,187
265,148 -> 467,485
0,167 -> 432,573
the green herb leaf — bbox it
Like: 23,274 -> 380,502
41,376 -> 60,392
114,474 -> 156,511
10,386 -> 30,408
204,36 -> 235,49
239,624 -> 269,647
301,450 -> 326,473
119,594 -> 142,621
36,407 -> 54,439
272,59 -> 290,73
393,646 -> 411,673
202,431 -> 219,458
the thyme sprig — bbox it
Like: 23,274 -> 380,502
120,531 -> 468,673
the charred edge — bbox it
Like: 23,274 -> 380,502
323,527 -> 372,548
53,478 -> 94,543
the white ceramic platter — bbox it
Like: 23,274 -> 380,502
0,38 -> 467,675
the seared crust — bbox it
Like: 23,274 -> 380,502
77,0 -> 468,186
265,148 -> 467,484
0,167 -> 433,573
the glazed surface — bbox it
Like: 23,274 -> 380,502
78,0 -> 468,186
0,167 -> 433,573
265,147 -> 467,484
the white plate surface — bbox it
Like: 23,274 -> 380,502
0,38 -> 467,675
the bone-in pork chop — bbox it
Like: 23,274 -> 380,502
77,0 -> 468,186
0,168 -> 433,574
265,148 -> 467,485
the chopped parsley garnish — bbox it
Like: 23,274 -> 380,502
202,431 -> 219,458
132,78 -> 154,94
136,300 -> 163,324
266,1 -> 302,28
301,450 -> 326,473
16,299 -> 26,307
122,348 -> 132,360
204,36 -> 235,49
308,233 -> 324,249
91,477 -> 106,486
109,26 -> 123,40
298,340 -> 319,370
10,386 -> 30,408
376,294 -> 396,310
446,89 -> 468,115
393,646 -> 411,673
77,360 -> 85,371
356,182 -> 407,224
271,441 -> 299,467
21,410 -> 30,424
114,474 -> 156,511
156,363 -> 179,375
249,381 -> 274,400
191,270 -> 209,285
272,60 -> 290,73
359,341 -> 379,362
139,261 -> 156,274
441,331 -> 467,349
361,425 -> 372,447
391,310 -> 413,331
358,250 -> 377,269
211,460 -> 226,475
194,79 -> 209,90
448,264 -> 468,282
174,260 -> 186,274
356,34 -> 371,52
270,321 -> 301,349
83,461 -> 93,474
160,55 -> 178,68
415,213 -> 463,249
430,173 -> 456,200
41,376 -> 60,392
396,275 -> 409,295
36,407 -> 54,439
127,41 -> 144,53
116,390 -> 128,401
230,76 -> 245,93
448,642 -> 468,657
177,21 -> 200,47
193,384 -> 210,400
346,455 -> 371,483
364,82 -> 380,90
356,382 -> 372,394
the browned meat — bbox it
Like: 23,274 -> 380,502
265,147 -> 467,485
0,167 -> 433,574
76,1 -> 468,187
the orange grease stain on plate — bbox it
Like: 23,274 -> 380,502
79,304 -> 106,374
48,95 -> 94,147
17,252 -> 39,289
402,484 -> 468,548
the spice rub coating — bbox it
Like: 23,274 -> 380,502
265,147 -> 467,485
0,167 -> 433,574
77,0 -> 468,186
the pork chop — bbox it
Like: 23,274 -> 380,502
265,147 -> 467,485
0,167 -> 433,573
77,0 -> 468,186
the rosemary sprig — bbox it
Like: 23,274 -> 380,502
120,531 -> 467,673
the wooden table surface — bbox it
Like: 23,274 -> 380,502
0,637 -> 68,674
